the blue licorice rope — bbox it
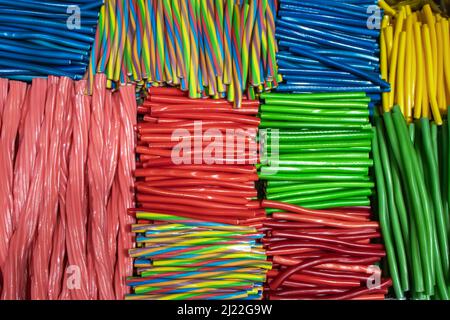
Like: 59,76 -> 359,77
282,76 -> 374,86
281,16 -> 380,37
0,0 -> 100,81
280,0 -> 374,20
279,68 -> 359,79
277,20 -> 377,51
283,40 -> 387,87
0,58 -> 74,78
278,8 -> 369,27
275,1 -> 388,102
0,40 -> 87,61
0,0 -> 103,15
278,84 -> 385,93
0,31 -> 92,51
0,51 -> 72,65
277,52 -> 377,72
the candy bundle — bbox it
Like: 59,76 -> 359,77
380,3 -> 450,123
374,1 -> 450,300
128,87 -> 269,299
127,212 -> 269,300
275,0 -> 389,104
262,200 -> 390,300
374,107 -> 450,299
0,75 -> 136,300
87,0 -> 279,105
259,92 -> 374,211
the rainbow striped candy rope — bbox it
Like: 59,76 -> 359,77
85,0 -> 279,105
127,211 -> 270,300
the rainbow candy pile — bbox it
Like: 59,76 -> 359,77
87,0 -> 279,106
127,212 -> 269,300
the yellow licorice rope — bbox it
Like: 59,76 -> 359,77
380,2 -> 449,124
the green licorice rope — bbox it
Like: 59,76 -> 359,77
409,120 -> 441,296
389,153 -> 411,246
263,137 -> 371,147
259,121 -> 372,130
409,122 -> 416,141
265,152 -> 370,160
392,157 -> 423,293
266,159 -> 373,168
431,222 -> 450,299
431,123 -> 439,165
402,115 -> 439,297
267,145 -> 371,154
413,123 -> 437,289
441,122 -> 450,239
414,122 -> 437,284
263,99 -> 369,109
448,121 -> 450,243
265,140 -> 371,152
421,119 -> 450,279
268,147 -> 372,154
373,126 -> 404,299
261,166 -> 369,175
267,187 -> 344,199
410,216 -> 425,295
383,110 -> 433,295
265,134 -> 372,142
260,92 -> 367,100
263,149 -> 370,157
260,105 -> 369,117
266,188 -> 372,204
391,107 -> 434,296
261,113 -> 369,124
266,181 -> 302,187
266,182 -> 375,195
325,97 -> 371,104
263,129 -> 365,135
277,152 -> 370,160
258,172 -> 370,182
418,121 -> 449,299
426,190 -> 449,299
376,118 -> 410,292
264,131 -> 373,142
401,123 -> 424,294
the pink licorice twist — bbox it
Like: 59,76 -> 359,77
84,94 -> 98,300
2,77 -> 59,300
0,78 -> 9,130
104,91 -> 121,282
48,82 -> 75,300
0,78 -> 6,293
0,81 -> 27,271
114,85 -> 136,299
30,78 -> 71,300
65,81 -> 91,300
87,74 -> 115,300
12,79 -> 47,234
